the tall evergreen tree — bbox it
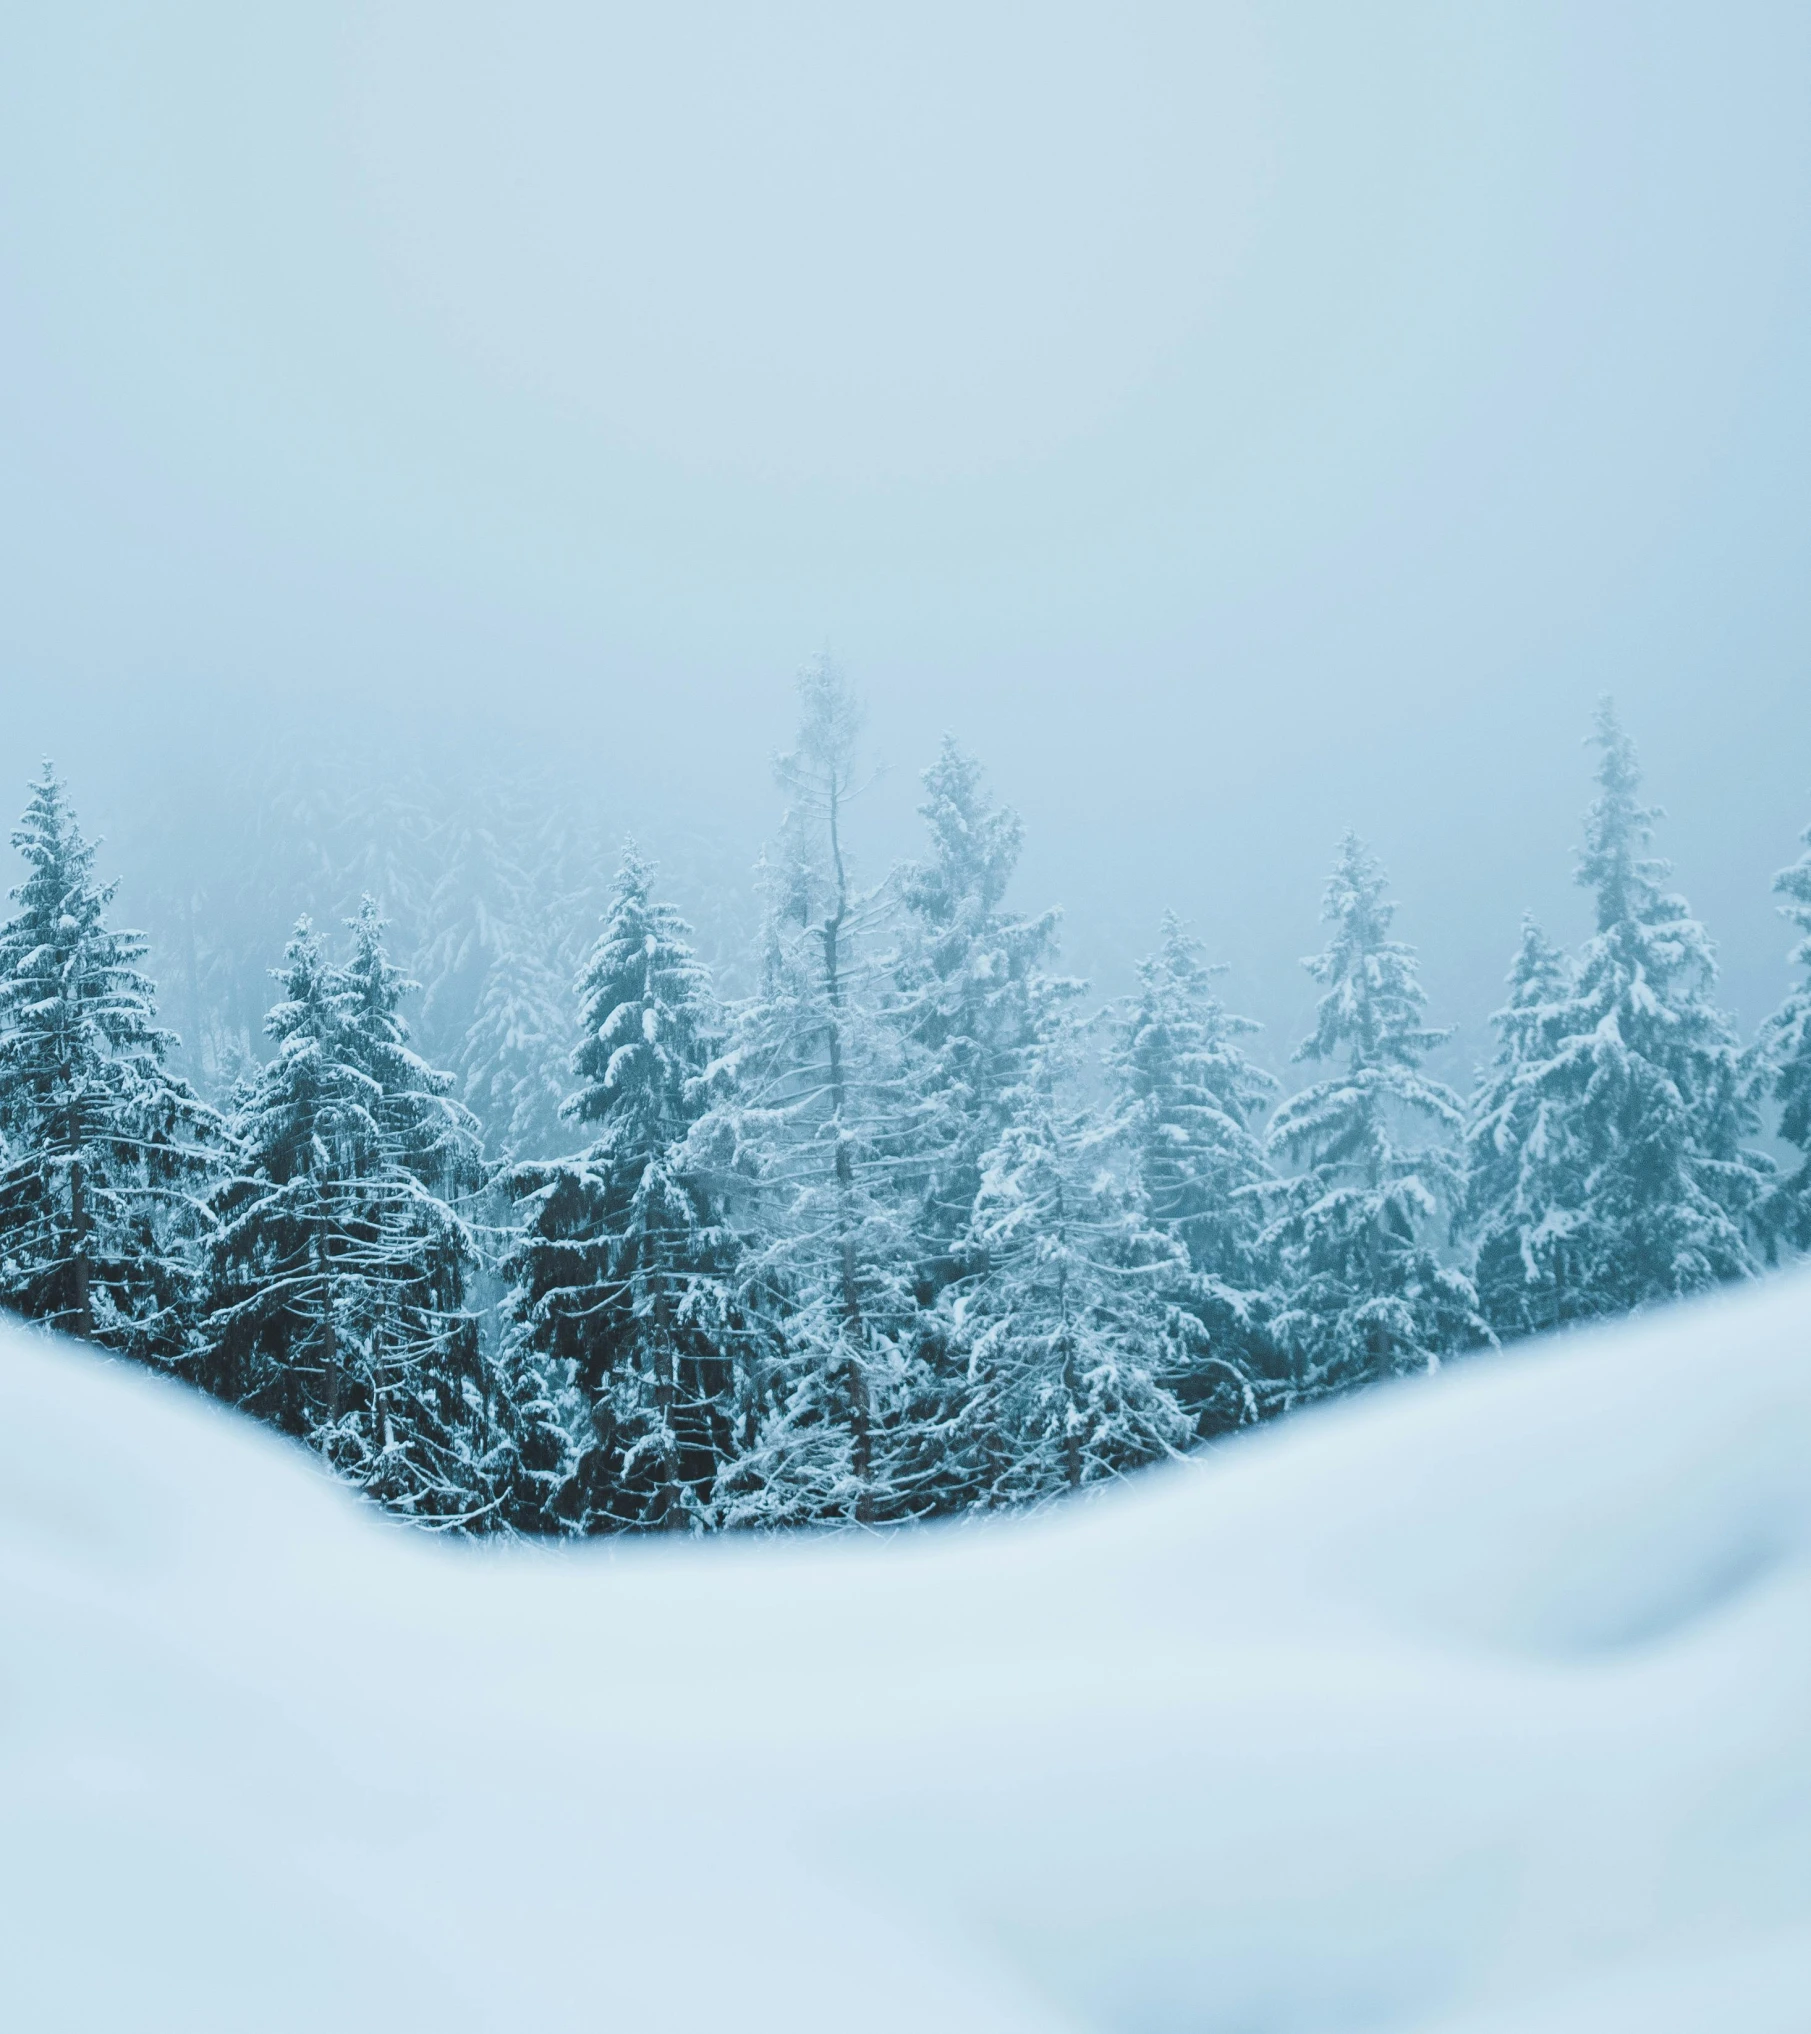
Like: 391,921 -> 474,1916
1464,703 -> 1768,1332
950,1001 -> 1192,1505
709,661 -> 920,1527
1107,914 -> 1280,1432
876,739 -> 1077,1512
501,849 -> 736,1531
1265,833 -> 1488,1393
891,740 -> 1063,1286
0,767 -> 219,1362
1759,816 -> 1811,1251
204,907 -> 492,1526
1464,916 -> 1583,1336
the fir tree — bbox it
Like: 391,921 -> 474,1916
1464,916 -> 1584,1336
1763,813 -> 1811,1249
1265,833 -> 1488,1393
874,739 -> 1079,1512
709,661 -> 920,1527
891,740 -> 1063,1284
502,848 -> 736,1531
0,766 -> 219,1363
1107,914 -> 1280,1433
204,907 -> 493,1526
951,1001 -> 1192,1505
1464,703 -> 1769,1331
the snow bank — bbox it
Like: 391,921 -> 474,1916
3,1275 -> 1809,2032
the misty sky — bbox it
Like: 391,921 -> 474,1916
3,3 -> 1810,1061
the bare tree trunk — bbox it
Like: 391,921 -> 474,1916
318,1213 -> 341,1428
1056,1203 -> 1080,1492
67,1148 -> 93,1341
654,1279 -> 680,1528
821,782 -> 872,1510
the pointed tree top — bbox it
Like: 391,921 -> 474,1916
1579,698 -> 1669,933
775,653 -> 865,797
1295,833 -> 1446,1072
1321,829 -> 1392,936
341,896 -> 418,1044
905,737 -> 1024,922
609,839 -> 655,905
7,764 -> 117,921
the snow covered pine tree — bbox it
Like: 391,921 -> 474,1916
1762,811 -> 1811,1251
708,660 -> 920,1527
953,992 -> 1192,1504
884,738 -> 1072,1512
501,848 -> 737,1531
1465,916 -> 1580,1337
1107,913 -> 1280,1434
890,740 -> 1062,1287
0,766 -> 220,1365
203,905 -> 493,1526
1265,832 -> 1488,1394
1463,702 -> 1769,1333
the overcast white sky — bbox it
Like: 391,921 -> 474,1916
2,2 -> 1809,1053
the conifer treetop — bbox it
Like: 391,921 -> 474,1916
774,656 -> 869,814
1571,699 -> 1725,1015
1578,697 -> 1672,935
1293,830 -> 1450,1075
0,765 -> 217,1355
0,763 -> 179,1086
902,737 -> 1025,926
566,843 -> 717,1138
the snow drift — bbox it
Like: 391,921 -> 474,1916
3,1275 -> 1809,2033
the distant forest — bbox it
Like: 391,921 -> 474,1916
1,664 -> 1807,1531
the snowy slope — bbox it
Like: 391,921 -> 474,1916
3,1278 -> 1809,2033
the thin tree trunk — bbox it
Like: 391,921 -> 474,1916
318,1212 -> 340,1427
68,1147 -> 93,1340
821,780 -> 872,1510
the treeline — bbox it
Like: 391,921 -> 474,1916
1,669 -> 1807,1531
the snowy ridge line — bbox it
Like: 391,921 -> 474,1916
4,1270 -> 1809,2032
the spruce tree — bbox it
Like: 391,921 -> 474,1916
502,848 -> 736,1531
1265,833 -> 1487,1393
708,660 -> 920,1527
1763,814 -> 1811,1250
878,739 -> 1076,1512
1106,914 -> 1280,1433
1464,703 -> 1768,1332
204,907 -> 492,1526
952,1000 -> 1192,1505
0,766 -> 219,1363
891,739 -> 1063,1284
1464,916 -> 1583,1336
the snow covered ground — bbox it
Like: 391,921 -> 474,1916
3,1276 -> 1809,2033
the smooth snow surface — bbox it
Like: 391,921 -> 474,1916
3,1278 -> 1809,2033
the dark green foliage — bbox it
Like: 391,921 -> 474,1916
204,906 -> 493,1526
13,692 -> 1804,1539
502,850 -> 737,1531
0,767 -> 219,1363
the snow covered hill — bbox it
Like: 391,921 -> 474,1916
3,1277 -> 1809,2033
